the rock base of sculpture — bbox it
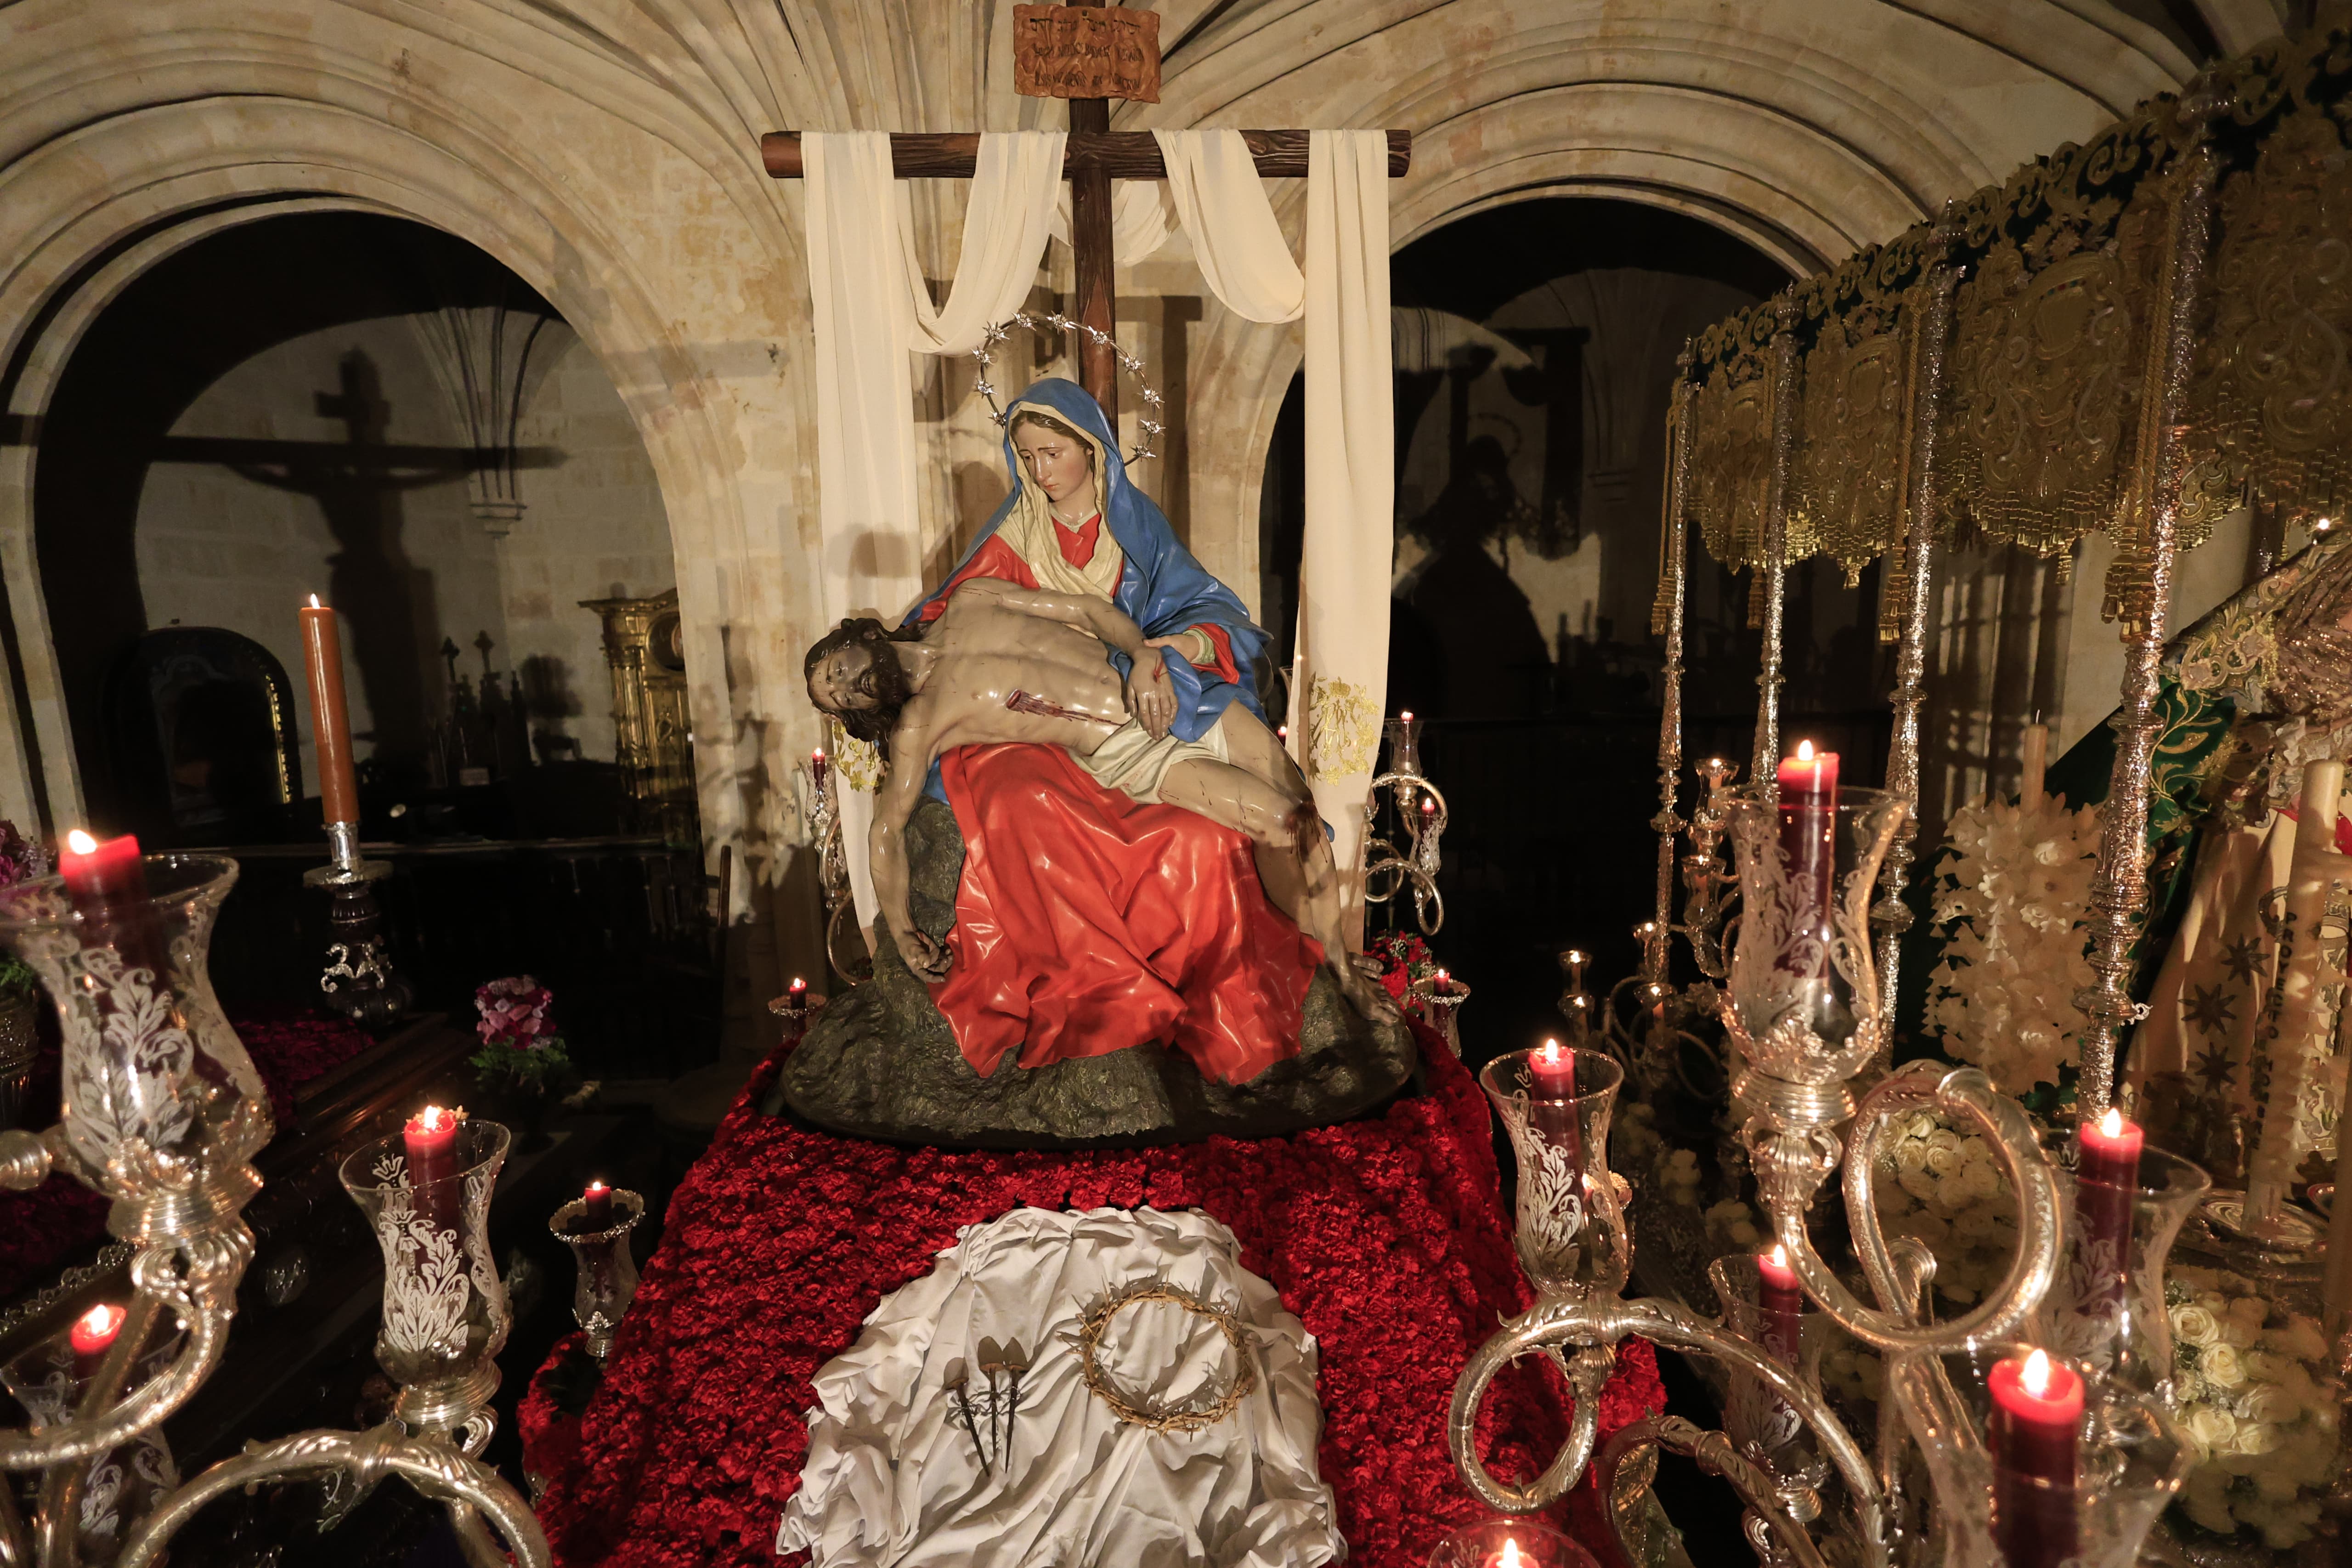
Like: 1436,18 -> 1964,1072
760,799 -> 1420,1149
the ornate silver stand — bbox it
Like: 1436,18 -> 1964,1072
303,821 -> 413,1029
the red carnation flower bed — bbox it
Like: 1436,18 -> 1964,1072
525,1020 -> 1663,1566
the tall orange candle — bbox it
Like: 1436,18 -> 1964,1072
299,595 -> 360,826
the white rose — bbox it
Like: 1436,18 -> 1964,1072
2239,1349 -> 2289,1384
2204,1344 -> 2248,1387
2182,1481 -> 2238,1535
1894,1141 -> 1928,1173
1967,1162 -> 2004,1199
2220,1314 -> 2262,1349
2232,1420 -> 2284,1456
2253,1463 -> 2304,1502
1926,1129 -> 1961,1154
2227,1294 -> 2266,1323
1925,1144 -> 1961,1177
1898,1168 -> 1937,1202
2241,1383 -> 2301,1426
1729,1221 -> 1760,1248
2187,1407 -> 2239,1451
1903,1113 -> 1937,1141
1953,1207 -> 1996,1240
2174,1305 -> 2222,1347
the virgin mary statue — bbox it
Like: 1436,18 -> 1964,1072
907,377 -> 1268,758
770,379 -> 1413,1149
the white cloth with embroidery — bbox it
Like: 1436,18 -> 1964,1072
1154,129 -> 1394,894
775,1206 -> 1340,1568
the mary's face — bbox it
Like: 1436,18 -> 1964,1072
1012,424 -> 1096,508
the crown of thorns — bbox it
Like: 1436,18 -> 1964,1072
970,312 -> 1166,463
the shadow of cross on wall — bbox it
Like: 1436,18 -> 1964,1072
157,348 -> 562,771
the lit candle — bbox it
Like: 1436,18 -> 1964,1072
2070,1108 -> 2142,1351
1492,1538 -> 1524,1568
810,748 -> 828,797
59,828 -> 168,975
299,594 -> 361,828
59,829 -> 145,915
1756,1242 -> 1803,1432
403,1104 -> 464,1232
1527,1037 -> 1583,1166
70,1302 -> 127,1381
1989,1349 -> 2083,1568
581,1179 -> 613,1229
2020,721 -> 2050,809
1775,741 -> 1840,973
1435,968 -> 1450,992
1528,1036 -> 1577,1097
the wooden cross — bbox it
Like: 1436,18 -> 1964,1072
761,1 -> 1409,425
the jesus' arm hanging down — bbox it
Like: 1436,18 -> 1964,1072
803,580 -> 1396,1022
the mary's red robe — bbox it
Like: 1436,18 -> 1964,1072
930,744 -> 1321,1087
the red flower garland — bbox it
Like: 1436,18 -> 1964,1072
526,1021 -> 1664,1566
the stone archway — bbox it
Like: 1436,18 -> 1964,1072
0,26 -> 828,1005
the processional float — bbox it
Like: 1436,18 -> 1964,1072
1450,18 -> 2352,1567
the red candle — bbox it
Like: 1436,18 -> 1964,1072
299,595 -> 361,827
1989,1349 -> 2083,1568
1528,1037 -> 1577,1097
59,830 -> 146,914
1527,1038 -> 1583,1166
810,748 -> 828,797
582,1179 -> 613,1229
403,1104 -> 464,1232
59,828 -> 169,977
2071,1109 -> 2143,1334
1775,742 -> 1840,956
70,1302 -> 126,1381
1757,1244 -> 1804,1431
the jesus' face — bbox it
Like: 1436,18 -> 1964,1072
805,629 -> 914,746
1012,420 -> 1097,515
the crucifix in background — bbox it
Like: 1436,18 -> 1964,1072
761,1 -> 1410,424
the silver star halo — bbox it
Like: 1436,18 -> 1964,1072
969,312 -> 1166,464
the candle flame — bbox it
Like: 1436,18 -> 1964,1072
1499,1540 -> 1522,1568
1768,1243 -> 1788,1269
2022,1347 -> 2054,1396
1796,739 -> 1815,762
65,829 -> 96,855
308,593 -> 321,608
1566,949 -> 1587,966
586,1179 -> 611,1196
812,748 -> 825,761
791,976 -> 807,993
77,1303 -> 124,1340
415,1104 -> 452,1133
1400,710 -> 1413,723
1539,1037 -> 1562,1064
2099,1107 -> 2124,1138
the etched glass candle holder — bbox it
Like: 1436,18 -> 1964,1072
551,1187 -> 644,1362
0,1316 -> 183,1560
339,1117 -> 512,1432
1889,1343 -> 2188,1568
1425,1516 -> 1599,1568
1707,1252 -> 1828,1493
2035,1143 -> 2209,1399
0,854 -> 272,1216
1720,785 -> 1907,1133
1478,1047 -> 1628,1300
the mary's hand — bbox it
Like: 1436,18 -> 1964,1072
898,926 -> 953,984
1126,655 -> 1176,740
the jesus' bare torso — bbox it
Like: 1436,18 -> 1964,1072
818,581 -> 1394,1024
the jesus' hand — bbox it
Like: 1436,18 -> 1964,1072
898,925 -> 953,984
1125,653 -> 1176,740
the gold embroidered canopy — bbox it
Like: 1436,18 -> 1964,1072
1672,24 -> 2352,634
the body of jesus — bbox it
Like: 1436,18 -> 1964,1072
806,579 -> 1395,1026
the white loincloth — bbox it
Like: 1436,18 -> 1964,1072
776,1206 -> 1340,1568
1074,715 -> 1231,804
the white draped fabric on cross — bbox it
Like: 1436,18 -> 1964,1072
804,127 -> 1395,936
